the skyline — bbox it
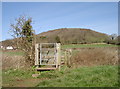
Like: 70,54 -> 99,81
2,2 -> 118,41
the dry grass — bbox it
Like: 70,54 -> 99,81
1,49 -> 33,70
2,54 -> 27,70
70,47 -> 118,67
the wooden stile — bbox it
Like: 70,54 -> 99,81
35,44 -> 39,67
35,43 -> 61,71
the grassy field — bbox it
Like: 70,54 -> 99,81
37,65 -> 118,87
2,44 -> 119,87
2,65 -> 119,87
0,44 -> 118,56
0,50 -> 24,56
62,44 -> 118,49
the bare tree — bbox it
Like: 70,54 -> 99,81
9,15 -> 36,66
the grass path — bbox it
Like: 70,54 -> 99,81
10,78 -> 42,87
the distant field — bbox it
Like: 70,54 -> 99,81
62,44 -> 118,49
0,50 -> 24,56
0,44 -> 118,56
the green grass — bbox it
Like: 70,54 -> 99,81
3,51 -> 24,56
2,65 -> 119,87
62,44 -> 118,49
0,50 -> 24,56
37,65 -> 118,87
2,68 -> 35,86
3,69 -> 34,80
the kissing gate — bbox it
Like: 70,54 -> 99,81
35,43 -> 61,71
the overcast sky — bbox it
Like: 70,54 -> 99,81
2,2 -> 118,41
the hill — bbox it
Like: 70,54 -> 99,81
36,28 -> 110,44
1,28 -> 111,47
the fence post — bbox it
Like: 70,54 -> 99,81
68,49 -> 72,67
64,49 -> 72,67
56,43 -> 61,71
35,44 -> 39,68
64,51 -> 67,66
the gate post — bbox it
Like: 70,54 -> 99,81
35,43 -> 39,68
56,43 -> 61,71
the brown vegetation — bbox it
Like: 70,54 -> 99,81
69,47 -> 118,68
1,47 -> 118,70
2,54 -> 25,70
1,50 -> 29,70
36,28 -> 110,44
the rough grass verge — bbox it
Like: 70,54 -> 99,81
37,65 -> 118,87
2,68 -> 35,87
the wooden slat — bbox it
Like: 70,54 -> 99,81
42,56 -> 54,59
56,43 -> 61,71
36,68 -> 57,71
35,44 -> 39,66
41,48 -> 55,51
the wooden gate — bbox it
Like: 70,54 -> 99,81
35,43 -> 61,71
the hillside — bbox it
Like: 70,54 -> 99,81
36,28 -> 110,44
1,28 -> 110,47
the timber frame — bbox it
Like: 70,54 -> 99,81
35,43 -> 61,71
